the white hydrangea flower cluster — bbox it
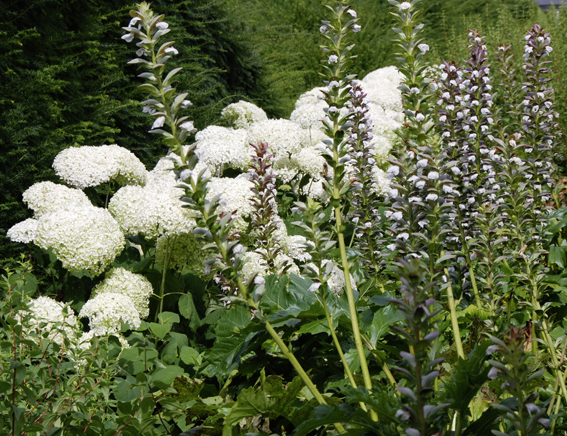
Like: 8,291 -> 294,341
19,296 -> 80,347
22,181 -> 91,217
109,156 -> 196,239
371,166 -> 392,196
206,176 -> 256,231
194,126 -> 252,173
290,87 -> 328,130
7,218 -> 39,244
155,233 -> 209,274
34,203 -> 125,276
247,119 -> 311,161
53,144 -> 148,189
293,147 -> 327,179
360,66 -> 403,112
221,100 -> 268,129
79,292 -> 141,336
90,267 -> 153,319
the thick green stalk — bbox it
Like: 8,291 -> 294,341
445,267 -> 464,359
156,236 -> 174,322
335,207 -> 377,422
321,294 -> 359,390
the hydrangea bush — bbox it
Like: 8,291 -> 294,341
2,0 -> 567,435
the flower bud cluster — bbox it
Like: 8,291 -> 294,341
389,0 -> 434,147
347,84 -> 383,271
437,61 -> 463,159
520,24 -> 558,211
123,2 -> 196,158
249,141 -> 291,275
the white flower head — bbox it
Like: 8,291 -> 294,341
418,44 -> 429,53
23,182 -> 91,217
79,293 -> 141,336
35,203 -> 125,276
156,21 -> 169,30
53,145 -> 148,189
399,2 -> 412,11
221,100 -> 268,129
19,296 -> 79,347
180,121 -> 197,133
352,24 -> 361,32
121,33 -> 134,43
91,268 -> 154,319
346,9 -> 357,18
328,54 -> 339,64
152,116 -> 166,129
7,218 -> 39,244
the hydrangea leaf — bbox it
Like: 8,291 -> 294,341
150,365 -> 184,389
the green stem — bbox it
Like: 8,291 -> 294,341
335,208 -> 378,422
445,267 -> 464,359
532,294 -> 567,403
263,320 -> 345,434
321,294 -> 359,390
156,236 -> 174,322
104,182 -> 112,209
361,335 -> 397,388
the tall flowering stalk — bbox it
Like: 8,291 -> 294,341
347,84 -> 383,277
487,328 -> 551,435
520,24 -> 558,211
390,259 -> 448,436
248,141 -> 290,276
320,2 -> 376,416
122,2 -> 196,161
494,44 -> 521,138
388,0 -> 465,357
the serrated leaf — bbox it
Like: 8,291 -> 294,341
224,372 -> 304,428
369,305 -> 404,346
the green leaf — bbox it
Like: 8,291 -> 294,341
179,293 -> 201,328
296,319 -> 331,335
149,322 -> 171,339
158,311 -> 180,325
205,305 -> 262,378
151,365 -> 184,389
440,341 -> 490,417
462,398 -> 518,436
369,305 -> 404,346
180,346 -> 202,367
549,245 -> 566,268
224,371 -> 304,428
260,274 -> 318,325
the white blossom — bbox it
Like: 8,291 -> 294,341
19,296 -> 79,347
79,293 -> 141,336
22,181 -> 90,217
35,203 -> 125,276
399,2 -> 411,10
91,268 -> 153,319
221,100 -> 268,129
53,145 -> 148,189
7,218 -> 39,244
